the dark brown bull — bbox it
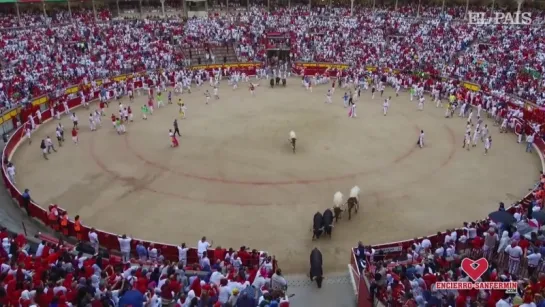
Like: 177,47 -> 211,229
347,197 -> 359,220
333,206 -> 343,222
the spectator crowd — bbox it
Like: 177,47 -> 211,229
357,176 -> 545,307
1,225 -> 290,306
0,4 -> 544,110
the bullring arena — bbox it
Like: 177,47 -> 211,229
10,77 -> 540,274
2,2 -> 545,306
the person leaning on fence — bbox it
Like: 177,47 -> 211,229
177,242 -> 189,267
47,205 -> 59,231
73,215 -> 83,241
21,189 -> 31,216
136,241 -> 147,261
197,236 -> 212,259
148,243 -> 159,262
88,228 -> 99,255
60,211 -> 69,236
118,234 -> 132,263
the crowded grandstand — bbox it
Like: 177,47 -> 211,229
1,0 -> 545,307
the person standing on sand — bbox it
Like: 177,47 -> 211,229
40,139 -> 48,160
169,129 -> 179,147
417,130 -> 424,148
173,120 -> 181,137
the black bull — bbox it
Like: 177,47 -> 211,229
310,248 -> 324,288
322,209 -> 333,237
312,212 -> 323,240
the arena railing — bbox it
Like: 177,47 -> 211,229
0,65 -> 263,267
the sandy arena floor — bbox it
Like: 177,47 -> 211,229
12,78 -> 541,273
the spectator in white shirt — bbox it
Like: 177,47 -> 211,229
232,255 -> 242,270
467,223 -> 477,239
421,237 -> 431,251
0,263 -> 9,274
118,234 -> 132,263
412,240 -> 422,255
443,232 -> 451,245
53,281 -> 67,295
527,248 -> 541,276
150,289 -> 161,307
148,244 -> 158,262
2,238 -> 9,256
450,230 -> 458,242
446,244 -> 455,257
252,271 -> 268,289
200,253 -> 211,268
210,268 -> 225,286
6,163 -> 15,183
36,240 -> 46,257
521,295 -> 537,307
88,228 -> 99,254
505,242 -> 523,275
271,269 -> 287,291
218,279 -> 231,304
497,231 -> 510,253
177,243 -> 189,266
434,245 -> 444,256
197,236 -> 212,259
496,294 -> 510,307
77,252 -> 88,269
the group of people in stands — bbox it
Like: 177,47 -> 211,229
0,221 -> 290,306
0,9 -> 111,29
359,176 -> 545,307
1,4 -> 544,110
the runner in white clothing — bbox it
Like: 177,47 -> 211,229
484,136 -> 491,155
325,89 -> 332,104
417,130 -> 425,148
417,96 -> 425,111
89,114 -> 96,131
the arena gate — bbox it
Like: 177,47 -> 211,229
266,32 -> 291,65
